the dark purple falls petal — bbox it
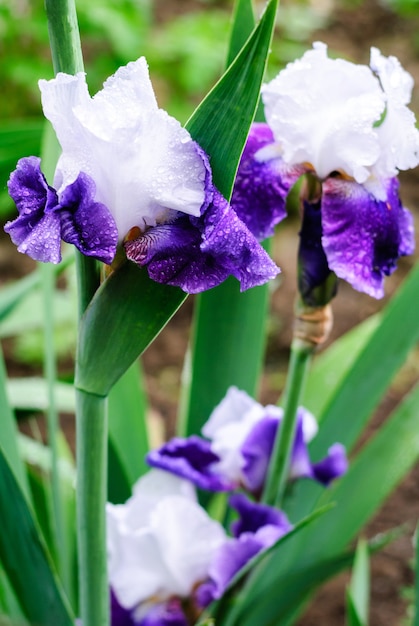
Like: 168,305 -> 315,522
60,172 -> 118,264
229,493 -> 292,538
125,190 -> 279,294
146,436 -> 234,492
5,157 -> 62,263
241,416 -> 278,494
322,176 -> 415,298
312,443 -> 348,486
138,600 -> 188,626
231,122 -> 303,240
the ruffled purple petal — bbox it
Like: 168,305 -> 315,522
229,493 -> 292,538
5,157 -> 62,263
231,122 -> 303,240
146,436 -> 234,492
322,176 -> 415,298
138,601 -> 188,626
125,190 -> 279,294
60,172 -> 118,264
241,416 -> 278,493
312,443 -> 348,486
199,189 -> 280,291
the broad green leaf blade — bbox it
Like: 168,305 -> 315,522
312,263 -> 419,456
7,378 -> 75,413
0,446 -> 74,625
180,273 -> 271,436
108,360 -> 150,503
180,0 -> 274,438
347,538 -> 370,626
76,2 -> 278,397
187,0 -> 278,200
239,381 -> 419,625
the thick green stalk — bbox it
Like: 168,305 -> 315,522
262,338 -> 313,507
76,390 -> 108,626
44,2 -> 107,625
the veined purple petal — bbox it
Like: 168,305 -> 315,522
111,589 -> 136,626
322,176 -> 415,298
5,157 -> 62,263
312,443 -> 348,486
60,172 -> 118,264
146,436 -> 234,492
229,493 -> 292,539
125,190 -> 279,294
231,123 -> 303,240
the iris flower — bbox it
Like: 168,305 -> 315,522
147,387 -> 347,495
107,470 -> 292,626
5,58 -> 278,293
231,43 -> 419,300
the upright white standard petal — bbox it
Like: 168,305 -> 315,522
370,47 -> 419,181
107,469 -> 226,612
262,42 -> 385,183
202,387 -> 283,483
39,58 -> 207,241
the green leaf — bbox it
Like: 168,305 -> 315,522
7,378 -> 75,413
76,1 -> 279,397
0,445 -> 74,625
108,360 -> 150,503
347,538 -> 370,626
227,0 -> 255,67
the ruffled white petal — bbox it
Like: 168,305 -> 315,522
39,58 -> 206,240
262,42 -> 385,183
107,469 -> 225,611
370,47 -> 419,182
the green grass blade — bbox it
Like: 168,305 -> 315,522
108,360 -> 150,503
346,538 -> 370,626
227,0 -> 255,67
76,2 -> 278,397
0,347 -> 29,500
0,445 -> 74,625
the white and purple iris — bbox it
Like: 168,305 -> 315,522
107,469 -> 292,626
147,387 -> 347,496
231,43 -> 419,300
5,58 -> 278,294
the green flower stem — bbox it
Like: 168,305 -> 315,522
76,390 -> 109,626
44,2 -> 107,626
262,338 -> 313,507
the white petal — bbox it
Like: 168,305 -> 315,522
202,386 -> 260,439
151,496 -> 226,596
39,58 -> 207,240
262,42 -> 385,182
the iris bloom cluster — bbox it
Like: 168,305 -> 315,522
5,58 -> 278,294
231,43 -> 419,301
108,389 -> 347,626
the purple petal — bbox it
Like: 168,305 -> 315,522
289,418 -> 314,481
146,436 -> 234,492
312,443 -> 348,486
241,416 -> 278,493
229,493 -> 292,539
231,123 -> 303,240
200,189 -> 280,291
111,590 -> 136,626
322,176 -> 415,298
5,157 -> 62,263
138,601 -> 188,626
125,191 -> 279,293
60,172 -> 118,264
298,197 -> 338,306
